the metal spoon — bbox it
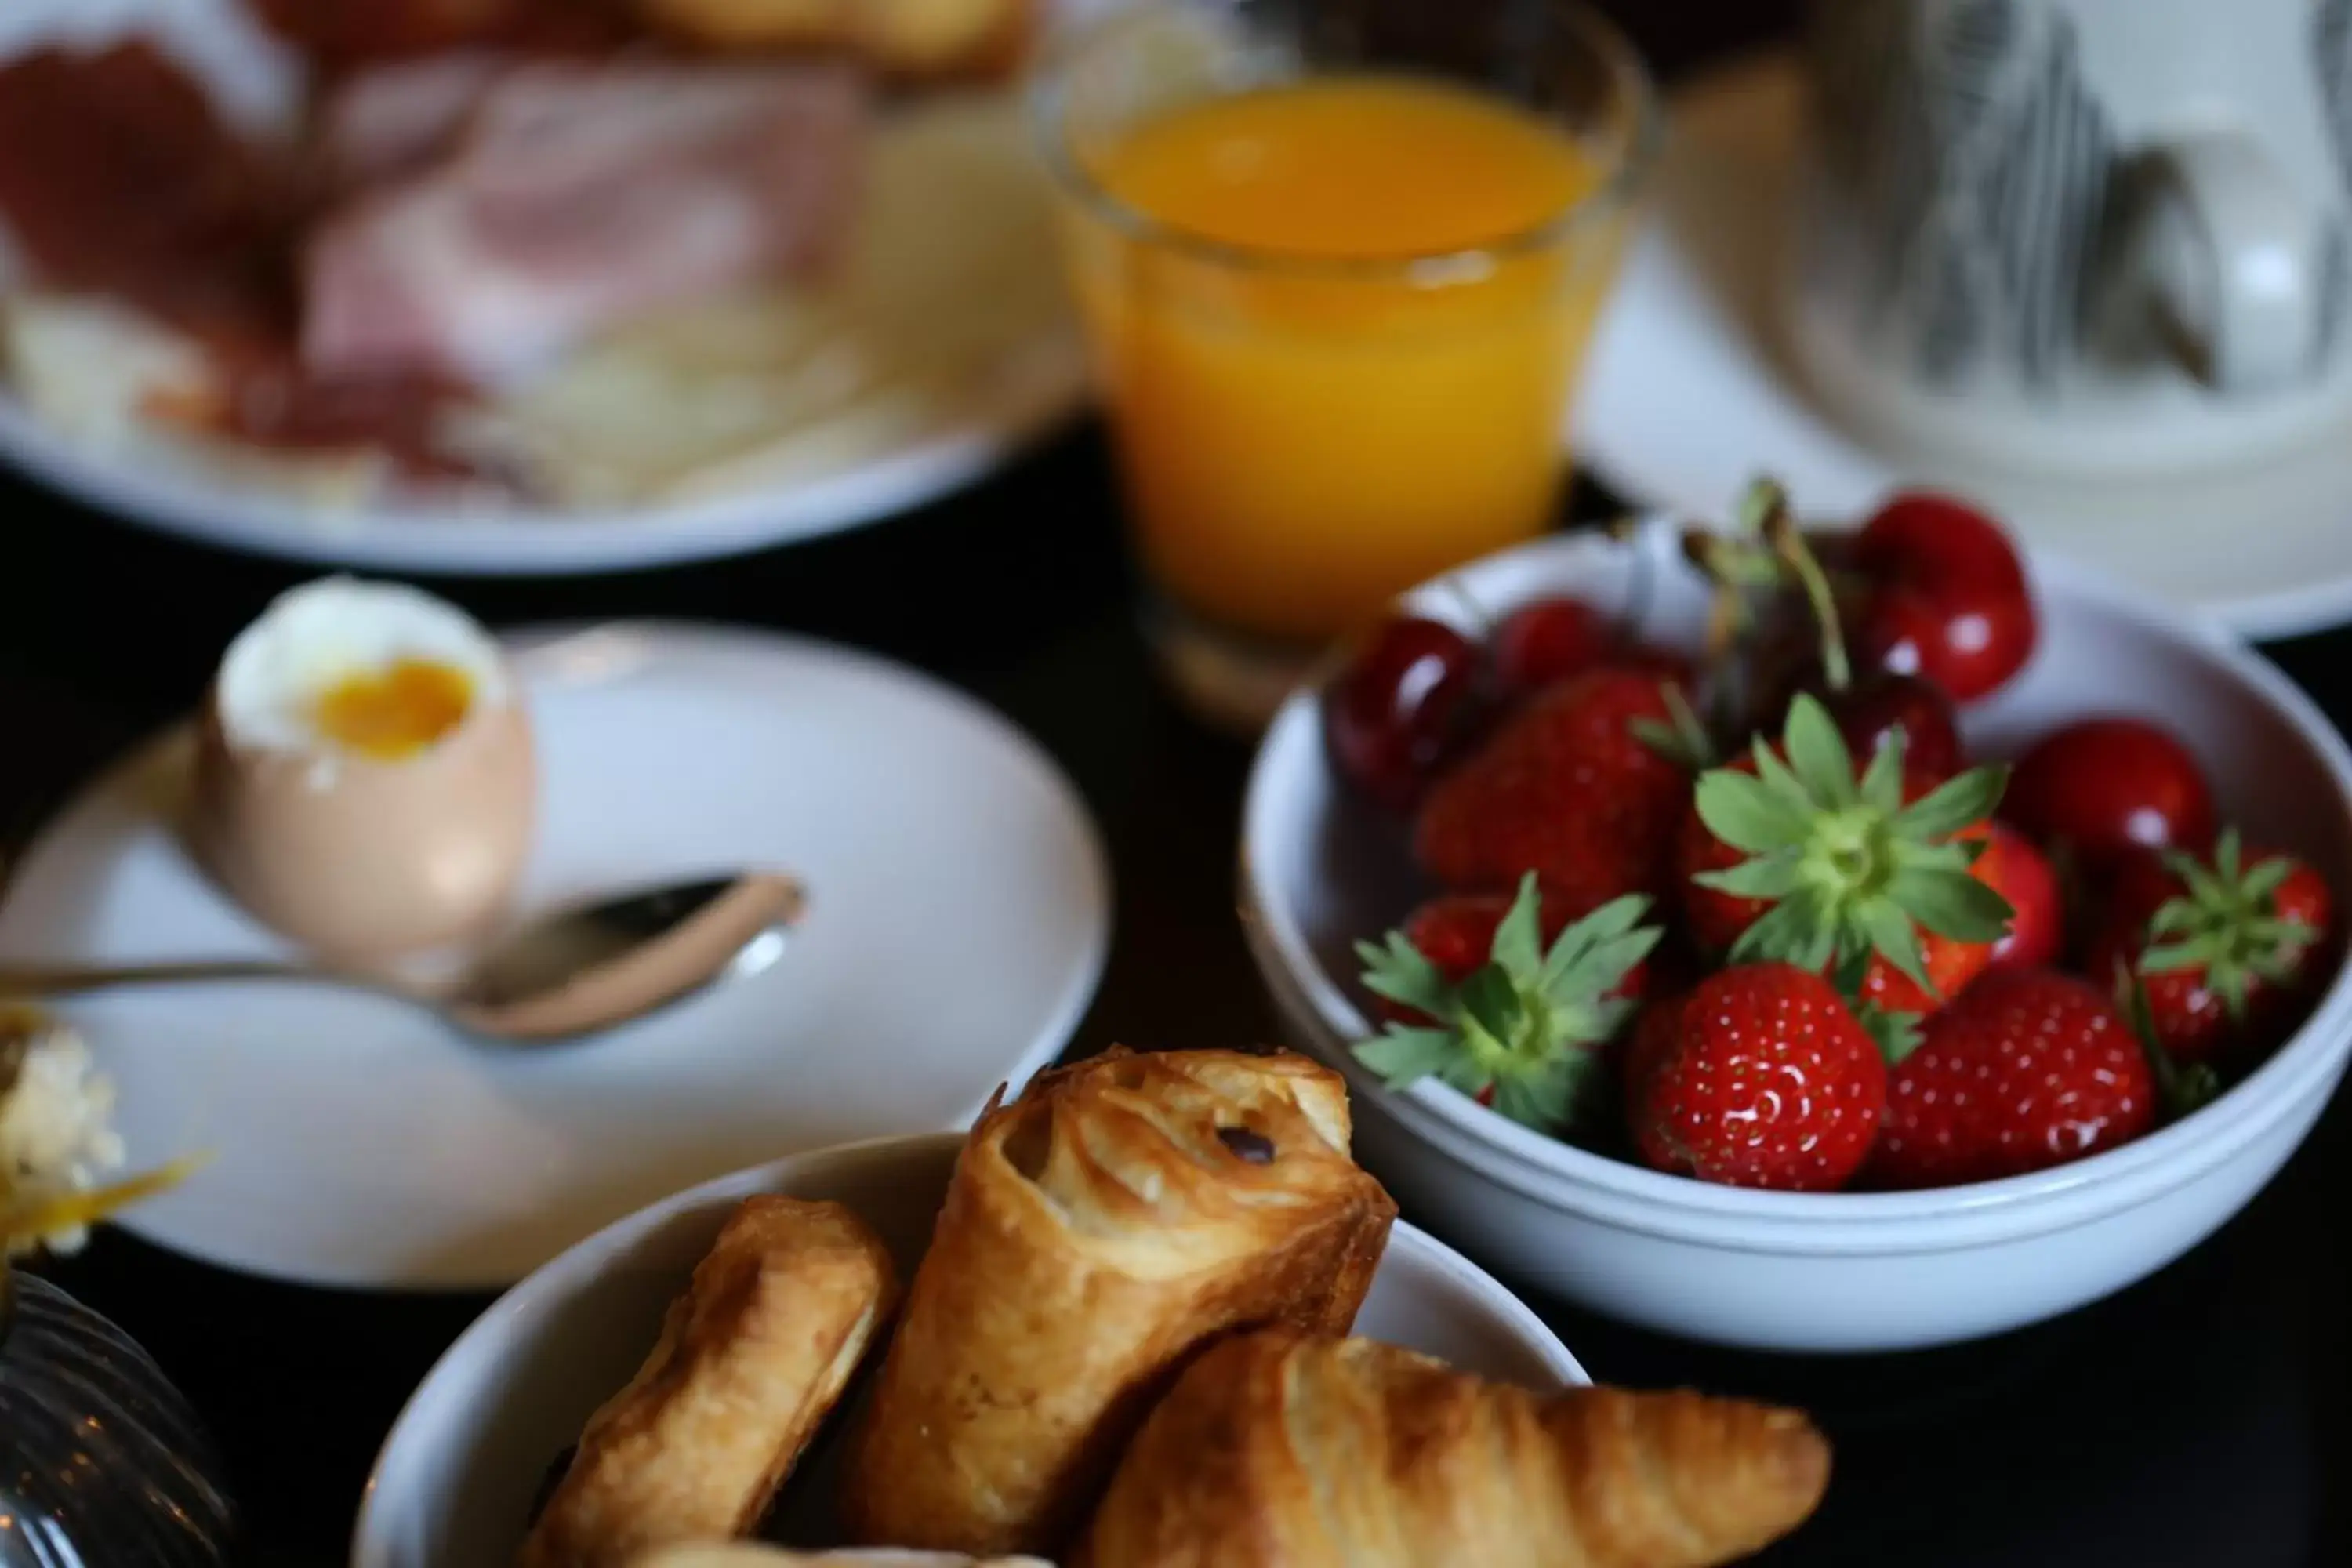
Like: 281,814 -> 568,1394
0,873 -> 804,1046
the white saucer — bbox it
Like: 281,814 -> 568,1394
0,624 -> 1111,1288
1575,50 -> 2352,640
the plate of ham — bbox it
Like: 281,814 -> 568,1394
0,0 -> 1090,574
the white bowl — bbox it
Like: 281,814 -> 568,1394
352,1131 -> 1588,1568
1240,520 -> 2352,1353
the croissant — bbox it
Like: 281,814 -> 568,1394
633,1548 -> 1051,1568
840,1048 -> 1398,1557
1080,1330 -> 1831,1568
521,1197 -> 901,1568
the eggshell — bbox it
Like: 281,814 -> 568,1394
188,673 -> 536,963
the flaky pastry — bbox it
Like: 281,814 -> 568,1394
1080,1330 -> 1831,1568
520,1196 -> 901,1568
840,1048 -> 1397,1558
633,1548 -> 1049,1567
634,0 -> 1033,78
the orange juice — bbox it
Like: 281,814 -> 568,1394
1066,77 -> 1631,644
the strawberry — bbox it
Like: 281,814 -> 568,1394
2085,829 -> 2335,1062
1373,890 -> 1650,1027
1871,967 -> 2155,1189
1678,693 -> 2015,1019
1978,821 -> 2064,971
1625,962 -> 1887,1191
1414,668 -> 1692,920
1356,875 -> 1661,1131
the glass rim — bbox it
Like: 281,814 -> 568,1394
1026,0 -> 1663,281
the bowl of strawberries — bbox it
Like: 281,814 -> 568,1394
1240,481 -> 2352,1352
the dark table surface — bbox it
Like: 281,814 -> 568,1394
9,5 -> 2352,1565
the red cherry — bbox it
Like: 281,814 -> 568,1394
1853,491 -> 2028,594
1853,581 -> 2038,706
1798,669 -> 1964,779
2005,717 -> 2219,869
1847,492 -> 2037,702
1977,822 -> 2063,971
1492,597 -> 1613,700
1323,617 -> 1486,811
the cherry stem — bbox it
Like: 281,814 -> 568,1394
1762,498 -> 1851,691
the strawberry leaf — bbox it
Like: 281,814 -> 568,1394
1891,766 -> 2012,841
1693,855 -> 1806,900
1489,874 -> 1546,978
1695,768 -> 1810,854
1630,684 -> 1717,771
1859,898 -> 1936,996
1884,866 -> 2016,942
1856,1000 -> 1923,1065
1856,728 -> 1907,812
1783,695 -> 1857,808
1353,1027 -> 1461,1089
1352,889 -> 1665,1130
1355,934 -> 1454,1020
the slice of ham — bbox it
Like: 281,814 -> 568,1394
315,50 -> 513,193
303,62 -> 868,387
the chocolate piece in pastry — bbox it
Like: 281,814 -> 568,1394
519,1196 -> 901,1568
840,1047 -> 1398,1557
1080,1330 -> 1831,1568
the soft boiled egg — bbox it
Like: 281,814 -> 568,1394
189,578 -> 536,963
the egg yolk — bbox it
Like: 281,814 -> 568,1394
311,659 -> 474,760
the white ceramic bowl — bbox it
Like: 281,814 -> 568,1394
1241,520 -> 2352,1354
353,1131 -> 1587,1568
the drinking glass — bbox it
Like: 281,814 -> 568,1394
1035,0 -> 1658,728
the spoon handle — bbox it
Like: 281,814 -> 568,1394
0,960 -> 344,997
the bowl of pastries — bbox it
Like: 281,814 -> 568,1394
353,1048 -> 1832,1567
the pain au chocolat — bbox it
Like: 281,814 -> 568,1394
521,1197 -> 901,1568
1080,1330 -> 1831,1568
839,1048 -> 1397,1557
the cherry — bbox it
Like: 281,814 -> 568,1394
1847,492 -> 2037,702
2004,717 -> 2218,869
1795,668 -> 1964,779
1977,822 -> 2063,971
1492,597 -> 1613,701
1322,616 -> 1486,811
1853,491 -> 2028,593
1853,581 -> 2038,706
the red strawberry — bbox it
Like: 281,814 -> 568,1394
1374,891 -> 1651,1027
2085,830 -> 2335,1062
1492,597 -> 1614,699
1677,695 -> 2013,1018
1871,967 -> 2155,1189
1978,821 -> 2064,971
1415,668 -> 1691,919
1626,962 -> 1888,1191
1356,876 -> 1661,1131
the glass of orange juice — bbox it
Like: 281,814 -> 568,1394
1034,0 -> 1657,727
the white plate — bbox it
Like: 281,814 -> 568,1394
0,0 -> 1092,577
1574,50 -> 2352,640
351,1133 -> 1587,1568
0,624 -> 1111,1288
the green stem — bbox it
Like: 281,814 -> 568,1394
1765,500 -> 1852,691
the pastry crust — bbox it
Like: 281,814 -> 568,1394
519,1196 -> 902,1568
1080,1331 -> 1832,1568
840,1048 -> 1397,1558
633,0 -> 1035,80
634,1548 -> 1051,1566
